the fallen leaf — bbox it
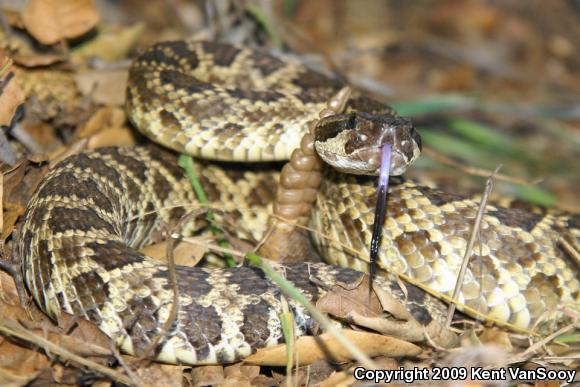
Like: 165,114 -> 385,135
224,363 -> 260,379
243,330 -> 421,366
316,274 -> 382,321
318,370 -> 355,387
74,69 -> 128,106
12,52 -> 66,68
71,23 -> 144,64
130,361 -> 185,387
478,328 -> 513,352
86,126 -> 136,149
190,365 -> 224,386
2,161 -> 31,242
319,358 -> 399,387
140,239 -> 207,267
74,106 -> 126,139
47,107 -> 133,164
273,359 -> 337,386
220,363 -> 261,386
15,69 -> 88,127
0,54 -> 25,127
0,336 -> 45,386
346,279 -> 458,348
2,160 -> 48,243
0,271 -> 20,306
22,0 -> 100,45
52,313 -> 113,357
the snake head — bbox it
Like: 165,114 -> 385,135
313,112 -> 421,175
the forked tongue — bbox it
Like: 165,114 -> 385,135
369,143 -> 391,294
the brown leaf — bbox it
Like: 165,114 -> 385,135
0,271 -> 20,306
47,107 -> 133,165
22,0 -> 100,45
52,312 -> 113,357
12,52 -> 66,68
346,278 -> 458,348
140,239 -> 207,267
225,363 -> 258,378
0,305 -> 57,385
2,160 -> 48,243
74,107 -> 127,140
272,359 -> 337,386
221,363 -> 261,386
71,23 -> 144,64
2,162 -> 28,242
130,361 -> 185,387
0,337 -> 46,385
0,54 -> 25,127
243,330 -> 421,366
478,328 -> 513,352
190,365 -> 224,386
74,69 -> 128,106
319,358 -> 399,387
316,274 -> 382,321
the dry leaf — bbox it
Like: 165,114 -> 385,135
219,363 -> 261,386
478,328 -> 513,352
347,279 -> 458,348
52,312 -> 113,357
224,363 -> 260,379
2,160 -> 48,243
71,23 -> 144,64
47,107 -> 133,164
12,52 -> 66,67
0,336 -> 45,386
75,107 -> 135,149
319,358 -> 399,387
190,365 -> 224,386
244,330 -> 421,366
130,362 -> 185,387
0,271 -> 20,306
0,54 -> 25,127
316,274 -> 382,320
2,161 -> 30,242
140,239 -> 207,267
273,359 -> 337,386
318,370 -> 355,387
22,0 -> 100,45
86,126 -> 136,149
75,107 -> 126,139
74,69 -> 128,106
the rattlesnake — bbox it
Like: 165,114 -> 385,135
15,40 -> 579,365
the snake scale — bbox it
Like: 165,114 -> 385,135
15,40 -> 579,365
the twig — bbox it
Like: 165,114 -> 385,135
445,165 -> 501,329
508,323 -> 577,364
559,236 -> 580,267
0,317 -> 133,385
110,342 -> 142,386
423,148 -> 542,186
136,211 -> 208,363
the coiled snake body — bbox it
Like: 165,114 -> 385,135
16,40 -> 579,365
